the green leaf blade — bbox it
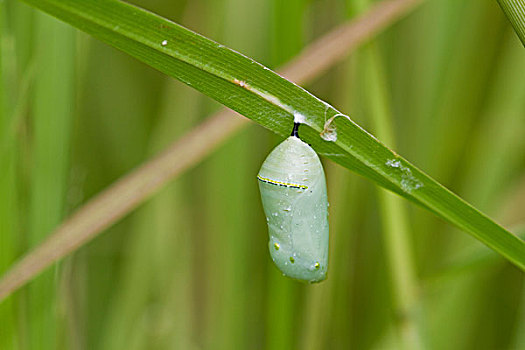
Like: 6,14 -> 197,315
498,0 -> 525,46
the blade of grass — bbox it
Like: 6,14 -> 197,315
0,0 -> 420,301
498,0 -> 525,45
511,275 -> 525,349
0,3 -> 19,349
27,11 -> 75,349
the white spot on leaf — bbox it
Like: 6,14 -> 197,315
320,113 -> 350,142
294,112 -> 306,124
386,158 -> 423,192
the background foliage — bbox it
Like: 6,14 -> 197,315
1,0 -> 525,349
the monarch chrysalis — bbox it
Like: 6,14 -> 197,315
257,122 -> 329,283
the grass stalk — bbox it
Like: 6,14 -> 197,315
498,0 -> 525,45
0,3 -> 19,348
511,277 -> 525,349
27,11 -> 75,349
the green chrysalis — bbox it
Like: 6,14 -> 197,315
257,123 -> 329,283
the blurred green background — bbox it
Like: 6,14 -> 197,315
1,0 -> 525,349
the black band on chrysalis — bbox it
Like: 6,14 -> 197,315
291,122 -> 300,137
